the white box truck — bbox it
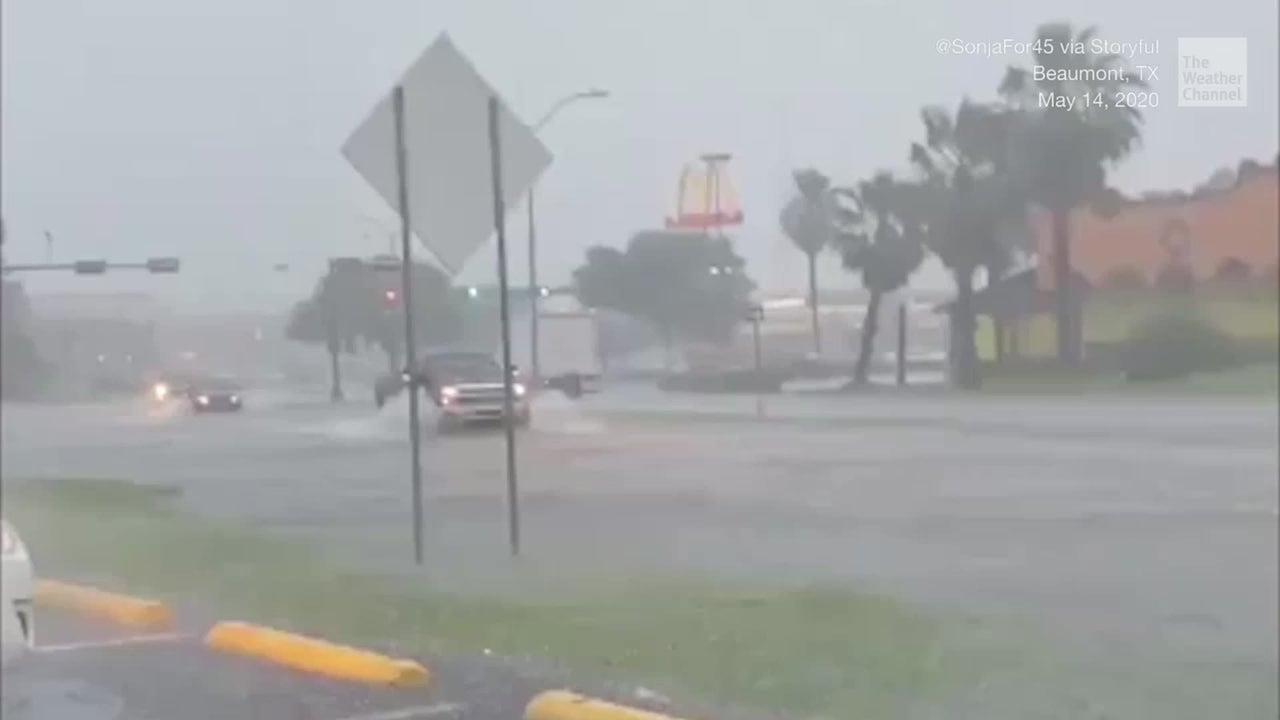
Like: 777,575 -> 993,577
512,303 -> 603,398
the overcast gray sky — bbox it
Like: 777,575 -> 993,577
3,0 -> 1276,312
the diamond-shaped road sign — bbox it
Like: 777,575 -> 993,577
342,34 -> 552,276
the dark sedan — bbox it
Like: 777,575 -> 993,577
187,380 -> 243,413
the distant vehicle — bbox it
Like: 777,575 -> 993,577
375,349 -> 529,431
148,372 -> 195,403
2,519 -> 35,667
186,377 -> 243,413
513,305 -> 603,398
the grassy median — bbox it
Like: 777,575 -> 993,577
3,478 -> 1004,719
981,362 -> 1280,396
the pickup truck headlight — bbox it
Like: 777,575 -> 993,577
513,383 -> 527,398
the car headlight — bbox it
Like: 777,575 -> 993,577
513,383 -> 526,398
440,386 -> 458,405
197,395 -> 210,404
1,524 -> 15,555
229,395 -> 240,403
152,382 -> 170,401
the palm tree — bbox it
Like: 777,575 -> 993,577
830,173 -> 925,386
907,102 -> 1024,389
780,169 -> 835,355
999,22 -> 1146,364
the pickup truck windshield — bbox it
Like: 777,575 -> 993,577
423,353 -> 503,384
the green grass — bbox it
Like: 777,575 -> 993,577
982,362 -> 1279,397
3,479 -> 999,719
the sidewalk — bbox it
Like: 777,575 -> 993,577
579,382 -> 1278,444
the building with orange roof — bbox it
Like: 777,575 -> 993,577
969,159 -> 1278,363
1033,160 -> 1279,290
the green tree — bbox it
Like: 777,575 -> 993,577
999,22 -> 1146,363
830,173 -> 925,386
286,260 -> 461,374
779,168 -> 835,355
0,221 -> 48,399
573,230 -> 755,362
907,102 -> 1023,389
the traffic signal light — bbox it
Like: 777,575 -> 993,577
145,256 -> 181,274
383,288 -> 399,305
73,260 -> 108,275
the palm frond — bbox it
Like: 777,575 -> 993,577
909,143 -> 937,176
997,67 -> 1030,98
921,106 -> 953,150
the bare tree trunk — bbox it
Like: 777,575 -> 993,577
993,315 -> 1006,365
895,302 -> 907,386
1051,208 -> 1077,365
852,291 -> 882,385
384,343 -> 401,376
327,344 -> 344,401
807,252 -> 822,356
323,289 -> 344,402
951,270 -> 982,390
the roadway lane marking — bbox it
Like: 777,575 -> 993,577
35,632 -> 192,653
330,703 -> 465,720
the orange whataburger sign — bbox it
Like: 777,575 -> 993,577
1034,165 -> 1279,289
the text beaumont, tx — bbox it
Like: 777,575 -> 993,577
1181,55 -> 1245,102
1033,65 -> 1154,83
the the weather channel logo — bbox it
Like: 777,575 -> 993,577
1178,37 -> 1247,107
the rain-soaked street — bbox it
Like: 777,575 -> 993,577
4,384 -> 1276,689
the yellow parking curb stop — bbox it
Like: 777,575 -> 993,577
34,579 -> 174,630
204,621 -> 431,687
526,690 -> 688,720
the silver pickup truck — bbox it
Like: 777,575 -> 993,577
374,349 -> 530,430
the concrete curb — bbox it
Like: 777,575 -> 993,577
34,579 -> 174,630
526,690 -> 685,720
203,621 -> 431,687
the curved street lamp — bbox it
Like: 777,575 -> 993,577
527,89 -> 609,386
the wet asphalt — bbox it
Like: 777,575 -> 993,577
1,383 -> 1277,717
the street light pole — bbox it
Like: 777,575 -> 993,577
527,88 -> 608,388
